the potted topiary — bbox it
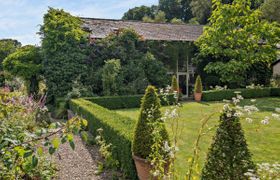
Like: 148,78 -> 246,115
132,86 -> 170,180
194,75 -> 203,101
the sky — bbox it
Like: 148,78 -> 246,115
0,0 -> 158,45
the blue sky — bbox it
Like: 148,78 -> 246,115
0,0 -> 158,45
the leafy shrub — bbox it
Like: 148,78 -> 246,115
102,59 -> 121,96
132,86 -> 169,159
202,88 -> 272,101
3,45 -> 42,96
69,98 -> 137,179
201,109 -> 256,179
0,90 -> 87,179
84,94 -> 176,110
194,75 -> 202,93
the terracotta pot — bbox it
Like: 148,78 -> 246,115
194,92 -> 202,101
133,155 -> 170,180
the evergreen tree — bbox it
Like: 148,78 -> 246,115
132,86 -> 169,159
201,110 -> 256,179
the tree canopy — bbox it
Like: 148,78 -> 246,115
3,45 -> 42,95
196,0 -> 280,85
0,39 -> 21,86
260,0 -> 280,23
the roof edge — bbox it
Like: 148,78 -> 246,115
79,17 -> 204,27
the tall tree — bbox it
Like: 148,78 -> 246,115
40,8 -> 88,101
3,45 -> 42,95
261,0 -> 280,23
195,0 -> 280,86
190,0 -> 212,24
0,39 -> 21,86
159,0 -> 183,20
122,5 -> 155,21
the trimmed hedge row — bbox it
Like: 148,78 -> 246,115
202,88 -> 280,101
69,99 -> 137,179
84,94 -> 175,110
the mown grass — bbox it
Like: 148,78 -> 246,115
115,97 -> 280,177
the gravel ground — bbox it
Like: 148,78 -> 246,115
53,135 -> 116,180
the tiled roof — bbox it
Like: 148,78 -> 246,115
81,18 -> 204,42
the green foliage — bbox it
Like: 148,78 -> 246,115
69,98 -> 137,179
40,8 -> 88,101
194,75 -> 202,93
270,88 -> 280,97
260,0 -> 280,23
3,45 -> 42,95
0,90 -> 87,179
95,128 -> 119,170
142,52 -> 168,87
201,110 -> 256,179
102,59 -> 121,96
122,5 -> 155,21
84,94 -> 176,110
202,88 -> 274,101
0,39 -> 21,86
196,0 -> 280,85
132,86 -> 169,159
87,28 -> 169,95
190,0 -> 212,24
171,75 -> 179,92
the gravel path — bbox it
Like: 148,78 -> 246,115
54,135 -> 115,180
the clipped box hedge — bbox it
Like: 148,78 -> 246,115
69,99 -> 137,179
202,88 -> 272,101
271,88 -> 280,97
84,94 -> 175,110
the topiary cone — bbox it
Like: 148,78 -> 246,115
201,111 -> 256,179
194,75 -> 202,101
132,85 -> 170,180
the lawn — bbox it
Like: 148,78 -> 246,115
115,97 -> 280,177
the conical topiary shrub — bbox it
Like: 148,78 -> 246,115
171,75 -> 179,93
132,85 -> 170,179
194,75 -> 202,93
133,85 -> 169,158
201,110 -> 256,180
194,75 -> 202,101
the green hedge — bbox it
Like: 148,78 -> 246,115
69,99 -> 137,179
202,88 -> 273,101
84,94 -> 175,110
271,88 -> 280,97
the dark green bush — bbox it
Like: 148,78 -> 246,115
194,75 -> 202,93
132,86 -> 169,159
270,88 -> 280,96
201,111 -> 256,179
202,88 -> 272,101
84,94 -> 176,110
69,98 -> 137,179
